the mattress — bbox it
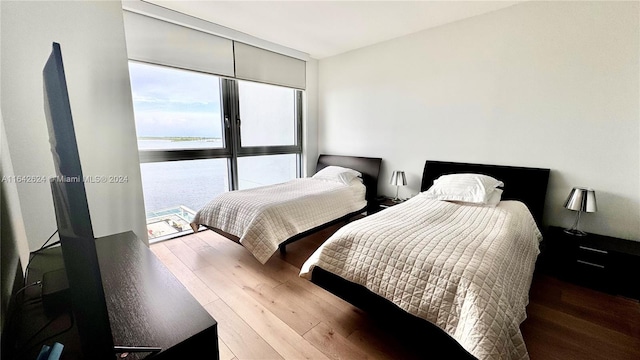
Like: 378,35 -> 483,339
191,178 -> 367,263
300,194 -> 542,359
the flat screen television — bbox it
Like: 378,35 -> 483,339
43,42 -> 115,360
43,42 -> 159,358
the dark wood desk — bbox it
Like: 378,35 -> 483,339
10,231 -> 218,359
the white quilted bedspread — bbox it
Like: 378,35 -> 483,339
191,178 -> 366,264
300,194 -> 542,359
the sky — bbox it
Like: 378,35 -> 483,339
128,61 -> 223,138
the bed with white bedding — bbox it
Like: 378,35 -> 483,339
300,160 -> 550,359
192,177 -> 366,263
301,196 -> 541,359
190,154 -> 381,263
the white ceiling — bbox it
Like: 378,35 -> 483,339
145,1 -> 522,59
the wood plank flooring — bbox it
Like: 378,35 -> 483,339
150,226 -> 640,359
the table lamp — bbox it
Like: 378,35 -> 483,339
563,187 -> 597,236
390,170 -> 407,202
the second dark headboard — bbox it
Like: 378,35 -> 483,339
420,160 -> 550,225
316,154 -> 382,207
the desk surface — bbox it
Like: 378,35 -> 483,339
14,231 -> 218,359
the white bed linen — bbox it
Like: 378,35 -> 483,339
191,178 -> 366,264
300,194 -> 542,360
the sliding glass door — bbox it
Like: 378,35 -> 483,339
128,61 -> 302,241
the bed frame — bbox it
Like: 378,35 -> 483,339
311,160 -> 550,358
206,154 -> 382,254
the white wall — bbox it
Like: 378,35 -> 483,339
1,0 -> 147,249
0,113 -> 30,269
1,112 -> 31,335
318,1 -> 640,240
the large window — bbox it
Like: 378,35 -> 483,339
130,62 -> 226,151
237,154 -> 298,190
129,61 -> 302,242
238,80 -> 297,147
140,159 -> 229,239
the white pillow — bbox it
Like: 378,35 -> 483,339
312,166 -> 362,185
448,188 -> 503,207
423,173 -> 504,204
485,188 -> 503,207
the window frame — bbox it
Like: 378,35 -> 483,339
226,80 -> 303,189
133,61 -> 303,192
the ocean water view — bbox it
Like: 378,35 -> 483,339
138,138 -> 297,239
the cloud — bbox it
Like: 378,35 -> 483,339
128,61 -> 224,138
129,61 -> 222,108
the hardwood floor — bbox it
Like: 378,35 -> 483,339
150,227 -> 640,359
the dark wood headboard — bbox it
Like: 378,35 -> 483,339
316,154 -> 382,207
420,160 -> 550,225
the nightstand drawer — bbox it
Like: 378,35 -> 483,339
577,245 -> 608,254
575,259 -> 606,269
575,246 -> 609,267
570,260 -> 611,292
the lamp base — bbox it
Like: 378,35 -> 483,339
564,228 -> 587,237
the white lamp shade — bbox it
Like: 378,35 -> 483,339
390,171 -> 407,186
564,187 -> 597,213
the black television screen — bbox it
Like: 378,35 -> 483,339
43,42 -> 115,359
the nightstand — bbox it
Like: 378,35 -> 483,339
379,197 -> 405,208
542,226 -> 640,300
368,197 -> 404,214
